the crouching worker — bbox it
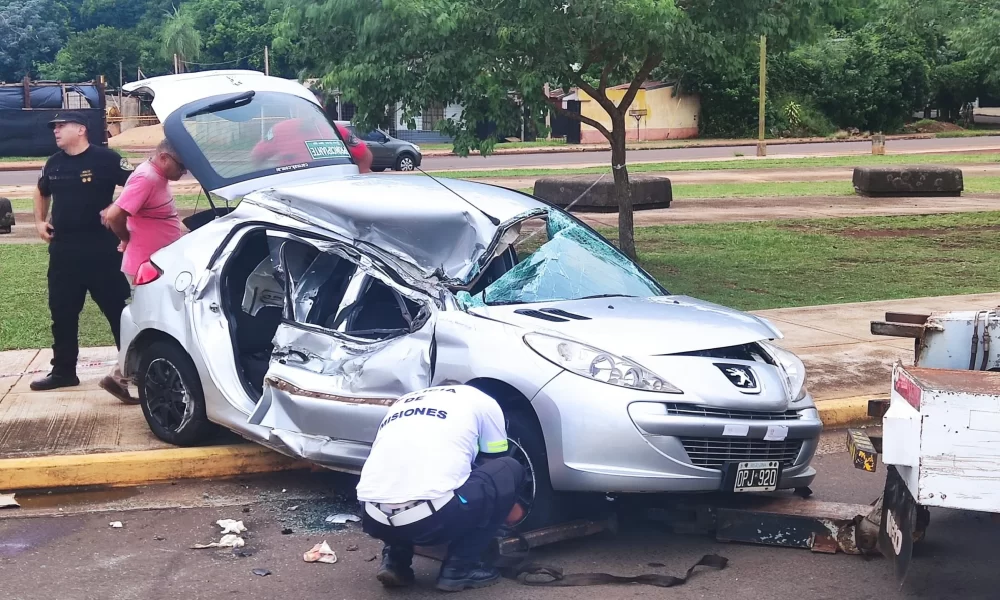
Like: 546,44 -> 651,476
356,384 -> 525,592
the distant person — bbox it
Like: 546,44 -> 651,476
98,138 -> 187,403
250,117 -> 373,173
30,112 -> 134,392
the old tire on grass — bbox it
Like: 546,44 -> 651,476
138,340 -> 218,446
852,166 -> 963,197
0,197 -> 13,234
532,174 -> 672,212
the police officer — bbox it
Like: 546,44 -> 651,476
356,384 -> 525,592
30,111 -> 134,391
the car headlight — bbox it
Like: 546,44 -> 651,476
524,333 -> 682,393
761,342 -> 808,401
411,143 -> 421,153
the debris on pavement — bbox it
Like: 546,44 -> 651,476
325,514 -> 360,524
217,519 -> 248,534
346,544 -> 359,552
109,521 -> 124,528
252,569 -> 272,577
233,548 -> 255,558
647,562 -> 665,568
153,536 -> 165,541
365,555 -> 378,562
0,493 -> 19,509
303,541 -> 338,564
192,534 -> 246,549
288,505 -> 299,511
281,528 -> 293,535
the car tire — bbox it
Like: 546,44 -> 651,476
371,166 -> 386,172
505,409 -> 564,532
395,153 -> 416,172
137,340 -> 218,446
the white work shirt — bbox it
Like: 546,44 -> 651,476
356,385 -> 509,504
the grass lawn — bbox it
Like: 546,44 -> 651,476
435,152 -> 1000,180
4,211 -> 1000,350
514,176 -> 1000,199
9,176 -> 1000,214
0,244 -> 116,351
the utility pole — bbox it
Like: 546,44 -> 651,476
264,46 -> 270,76
174,54 -> 179,74
543,83 -> 552,140
118,60 -> 123,108
757,34 -> 767,157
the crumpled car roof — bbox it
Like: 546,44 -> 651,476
245,174 -> 548,284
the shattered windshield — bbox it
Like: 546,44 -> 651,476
457,210 -> 664,307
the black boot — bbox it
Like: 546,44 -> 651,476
376,545 -> 415,588
436,560 -> 501,592
30,372 -> 80,391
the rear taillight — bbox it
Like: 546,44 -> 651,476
894,370 -> 922,410
134,261 -> 163,286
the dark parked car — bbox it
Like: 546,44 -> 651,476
338,121 -> 422,172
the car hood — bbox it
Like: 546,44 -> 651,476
468,295 -> 783,356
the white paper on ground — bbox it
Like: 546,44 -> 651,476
0,494 -> 19,509
722,424 -> 750,437
216,519 -> 247,534
764,425 -> 789,441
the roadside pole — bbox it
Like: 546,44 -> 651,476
757,34 -> 767,157
264,46 -> 270,76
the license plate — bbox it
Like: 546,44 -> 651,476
729,461 -> 781,492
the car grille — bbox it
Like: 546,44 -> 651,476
663,403 -> 801,420
680,437 -> 803,469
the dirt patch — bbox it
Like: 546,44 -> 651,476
835,225 -> 1000,238
108,124 -> 165,150
903,120 -> 965,134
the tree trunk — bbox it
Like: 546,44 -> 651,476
610,113 -> 636,259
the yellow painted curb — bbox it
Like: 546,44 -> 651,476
0,444 -> 311,492
816,395 -> 885,428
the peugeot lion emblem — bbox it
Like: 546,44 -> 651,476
716,363 -> 760,394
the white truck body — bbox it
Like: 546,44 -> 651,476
885,364 -> 1000,513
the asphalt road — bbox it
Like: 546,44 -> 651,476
2,136 -> 1000,188
2,431 -> 998,600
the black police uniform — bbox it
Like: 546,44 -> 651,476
37,145 -> 133,379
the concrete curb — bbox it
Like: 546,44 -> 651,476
816,395 -> 882,428
418,133 -> 946,158
0,444 -> 312,492
0,396 -> 881,492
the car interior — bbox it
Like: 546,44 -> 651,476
222,229 -> 423,399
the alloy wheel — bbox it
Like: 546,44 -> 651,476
398,156 -> 415,171
143,358 -> 195,432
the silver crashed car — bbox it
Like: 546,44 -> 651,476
119,71 -> 821,529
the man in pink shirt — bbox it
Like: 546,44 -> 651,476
99,138 -> 186,403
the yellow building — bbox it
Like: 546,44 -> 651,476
577,81 -> 700,144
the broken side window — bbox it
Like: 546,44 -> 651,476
328,274 -> 421,340
457,210 -> 663,308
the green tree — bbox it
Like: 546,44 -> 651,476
185,0 -> 284,73
0,0 -> 69,81
277,0 -> 837,258
160,4 -> 201,72
38,25 -> 153,82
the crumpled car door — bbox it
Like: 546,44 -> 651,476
248,234 -> 436,449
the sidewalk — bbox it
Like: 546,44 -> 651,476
3,291 -> 1000,490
